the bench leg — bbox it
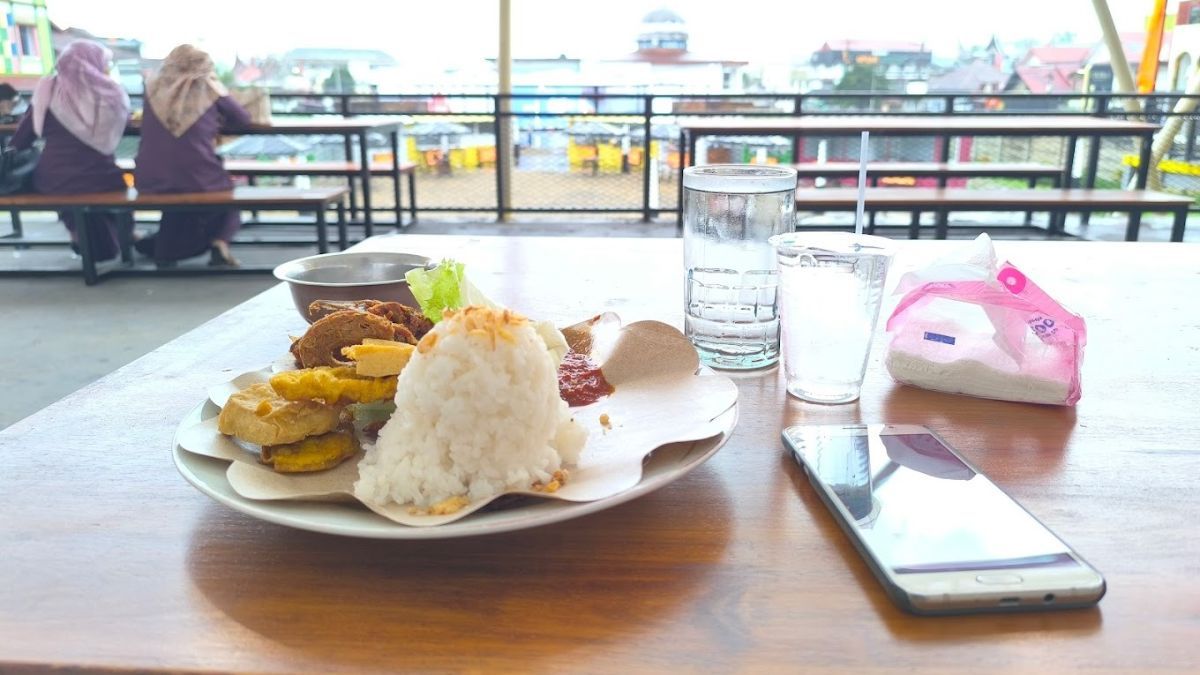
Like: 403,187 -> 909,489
390,130 -> 403,229
9,210 -> 22,238
116,211 -> 134,264
407,172 -> 418,224
909,210 -> 921,240
359,130 -> 374,237
74,208 -> 99,286
316,207 -> 329,254
347,176 -> 359,221
1024,177 -> 1036,225
337,200 -> 348,251
1046,209 -> 1061,239
1080,135 -> 1101,227
1125,211 -> 1142,242
1172,208 -> 1188,243
247,175 -> 260,223
344,135 -> 359,220
935,209 -> 948,240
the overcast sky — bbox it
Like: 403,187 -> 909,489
47,0 -> 1156,65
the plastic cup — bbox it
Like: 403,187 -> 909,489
769,232 -> 894,404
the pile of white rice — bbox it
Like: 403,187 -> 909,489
353,306 -> 587,511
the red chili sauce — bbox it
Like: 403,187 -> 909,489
557,351 -> 615,407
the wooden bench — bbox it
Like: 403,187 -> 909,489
792,187 -> 1192,241
792,161 -> 1061,183
793,162 -> 1064,228
0,186 -> 348,284
113,158 -> 419,229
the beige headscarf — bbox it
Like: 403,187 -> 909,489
146,44 -> 227,137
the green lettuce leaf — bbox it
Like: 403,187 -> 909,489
404,260 -> 565,366
405,259 -> 497,323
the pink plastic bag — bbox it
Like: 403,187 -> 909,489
884,235 -> 1086,406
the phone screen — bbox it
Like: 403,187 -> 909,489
786,426 -> 1079,575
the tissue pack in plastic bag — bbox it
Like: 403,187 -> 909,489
883,235 -> 1086,406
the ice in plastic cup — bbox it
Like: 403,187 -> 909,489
769,232 -> 894,404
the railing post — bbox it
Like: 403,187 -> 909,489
494,94 -> 507,222
642,94 -> 653,222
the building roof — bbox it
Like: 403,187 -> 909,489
1021,45 -> 1092,66
283,48 -> 397,67
1011,64 -> 1077,93
612,48 -> 746,66
818,40 -> 929,54
51,23 -> 142,62
928,60 -> 1009,92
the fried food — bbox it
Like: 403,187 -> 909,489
261,429 -> 360,473
364,301 -> 433,341
291,309 -> 396,368
307,299 -> 380,322
270,366 -> 397,404
292,301 -> 435,369
341,338 -> 415,377
217,383 -> 342,446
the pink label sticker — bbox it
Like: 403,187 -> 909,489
997,267 -> 1026,294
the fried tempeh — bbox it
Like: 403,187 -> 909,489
217,383 -> 342,446
270,366 -> 397,404
260,429 -> 360,473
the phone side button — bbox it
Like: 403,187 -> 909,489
975,573 -> 1024,585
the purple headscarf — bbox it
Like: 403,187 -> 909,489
31,40 -> 131,155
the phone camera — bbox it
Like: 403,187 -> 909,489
1043,593 -> 1056,603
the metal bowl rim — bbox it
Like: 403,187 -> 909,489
273,251 -> 433,288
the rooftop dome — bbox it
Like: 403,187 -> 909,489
638,7 -> 688,52
643,7 -> 684,24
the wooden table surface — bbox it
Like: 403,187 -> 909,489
2,235 -> 1197,673
677,115 -> 1160,136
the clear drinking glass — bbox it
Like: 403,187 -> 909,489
683,164 -> 798,370
770,232 -> 894,403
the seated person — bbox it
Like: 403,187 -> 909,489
133,44 -> 251,267
0,82 -> 28,122
9,41 -> 132,261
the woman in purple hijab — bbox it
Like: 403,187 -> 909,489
134,44 -> 251,267
9,41 -> 132,261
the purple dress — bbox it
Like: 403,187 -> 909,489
11,108 -> 131,261
133,96 -> 252,262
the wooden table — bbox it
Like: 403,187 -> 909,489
2,235 -> 1197,672
677,115 -> 1162,228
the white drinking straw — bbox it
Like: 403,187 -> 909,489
854,130 -> 869,236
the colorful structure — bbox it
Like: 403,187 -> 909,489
0,0 -> 52,89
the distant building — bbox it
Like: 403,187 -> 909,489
602,7 -> 748,93
282,47 -> 398,92
51,24 -> 144,93
1083,31 -> 1170,93
1168,1 -> 1200,90
0,0 -> 52,89
1004,44 -> 1091,94
808,40 -> 932,93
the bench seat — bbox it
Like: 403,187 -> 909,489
793,187 -> 1193,241
791,162 -> 1061,180
0,186 -> 348,284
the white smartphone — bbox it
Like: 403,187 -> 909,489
783,423 -> 1105,615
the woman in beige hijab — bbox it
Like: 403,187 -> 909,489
133,44 -> 251,266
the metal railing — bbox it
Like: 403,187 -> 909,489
119,91 -> 1200,220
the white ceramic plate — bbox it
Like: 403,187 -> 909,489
172,398 -> 737,539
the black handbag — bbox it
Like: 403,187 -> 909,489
0,144 -> 39,195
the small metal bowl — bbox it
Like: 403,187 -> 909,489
273,251 -> 433,323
